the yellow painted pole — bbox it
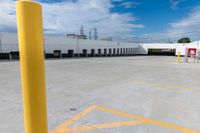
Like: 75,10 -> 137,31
16,1 -> 48,133
177,51 -> 180,63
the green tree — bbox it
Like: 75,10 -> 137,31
177,37 -> 191,43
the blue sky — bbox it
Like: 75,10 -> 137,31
112,0 -> 199,35
0,0 -> 200,42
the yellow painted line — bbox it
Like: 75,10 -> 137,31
96,105 -> 200,133
50,105 -> 97,133
51,105 -> 200,133
160,84 -> 200,92
63,120 -> 146,132
135,81 -> 200,93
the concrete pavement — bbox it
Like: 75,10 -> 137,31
0,56 -> 199,133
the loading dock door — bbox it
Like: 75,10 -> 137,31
109,49 -> 112,56
148,49 -> 176,56
104,49 -> 107,56
68,50 -> 74,57
82,49 -> 87,57
98,49 -> 101,56
91,49 -> 95,57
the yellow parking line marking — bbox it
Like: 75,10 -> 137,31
96,105 -> 200,133
135,80 -> 200,93
51,105 -> 200,133
160,84 -> 200,92
50,105 -> 97,133
63,120 -> 146,132
95,105 -> 144,121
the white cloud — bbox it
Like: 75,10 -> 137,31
169,0 -> 186,10
119,2 -> 140,8
165,4 -> 200,41
0,0 -> 16,32
112,0 -> 125,2
134,3 -> 200,43
112,0 -> 140,9
0,0 -> 144,39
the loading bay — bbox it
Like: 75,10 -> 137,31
0,56 -> 200,133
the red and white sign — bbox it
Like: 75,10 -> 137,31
188,48 -> 197,57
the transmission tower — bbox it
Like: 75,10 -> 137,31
89,31 -> 92,40
94,28 -> 98,40
80,26 -> 84,36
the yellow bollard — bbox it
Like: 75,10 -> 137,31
177,51 -> 181,63
16,1 -> 48,133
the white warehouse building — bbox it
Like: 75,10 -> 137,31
0,32 -> 140,59
140,42 -> 200,56
0,32 -> 200,59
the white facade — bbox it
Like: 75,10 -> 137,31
0,32 -> 139,55
1,32 -> 200,56
140,41 -> 200,56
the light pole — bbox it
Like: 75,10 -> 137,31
76,37 -> 80,58
0,33 -> 2,53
